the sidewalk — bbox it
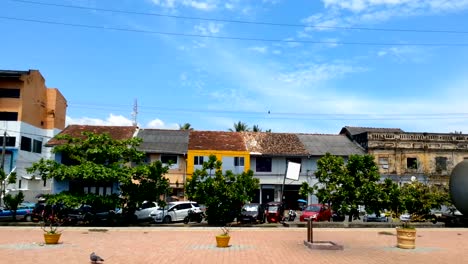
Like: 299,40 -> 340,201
0,226 -> 467,264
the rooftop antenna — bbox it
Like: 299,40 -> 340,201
131,98 -> 138,126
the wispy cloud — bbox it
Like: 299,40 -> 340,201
376,46 -> 429,63
303,0 -> 468,32
151,0 -> 217,11
66,114 -> 134,126
194,22 -> 224,35
248,46 -> 268,53
66,114 -> 179,129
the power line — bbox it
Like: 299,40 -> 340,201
9,0 -> 468,34
66,103 -> 468,121
1,16 -> 468,47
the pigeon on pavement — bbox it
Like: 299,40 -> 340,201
90,252 -> 104,263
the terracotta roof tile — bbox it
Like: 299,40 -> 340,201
46,125 -> 137,146
188,131 -> 246,151
242,132 -> 308,156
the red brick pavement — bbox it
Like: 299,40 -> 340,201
0,226 -> 467,264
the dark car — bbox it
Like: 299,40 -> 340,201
239,203 -> 265,224
67,205 -> 117,225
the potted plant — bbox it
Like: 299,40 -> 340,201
40,214 -> 63,244
396,213 -> 416,249
215,226 -> 231,248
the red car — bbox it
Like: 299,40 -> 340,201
299,204 -> 332,222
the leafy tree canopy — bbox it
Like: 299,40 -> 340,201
185,155 -> 259,225
314,153 -> 382,221
27,132 -> 171,215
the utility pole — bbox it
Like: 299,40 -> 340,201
0,130 -> 7,207
0,130 -> 6,170
131,98 -> 138,127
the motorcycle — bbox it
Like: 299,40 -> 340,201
287,209 -> 296,222
183,208 -> 205,224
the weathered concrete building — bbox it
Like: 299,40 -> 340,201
341,126 -> 468,185
0,70 -> 67,201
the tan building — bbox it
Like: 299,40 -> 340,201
341,126 -> 468,185
0,69 -> 67,201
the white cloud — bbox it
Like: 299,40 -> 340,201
194,22 -> 224,35
66,114 -> 134,126
302,0 -> 468,33
146,119 -> 179,129
376,46 -> 429,63
321,0 -> 468,13
248,46 -> 268,53
151,0 -> 217,11
277,63 -> 365,87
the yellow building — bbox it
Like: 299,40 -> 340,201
187,131 -> 250,179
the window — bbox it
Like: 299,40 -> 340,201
256,157 -> 272,172
435,157 -> 448,172
18,180 -> 22,189
407,158 -> 418,170
32,139 -> 42,153
0,112 -> 18,121
234,157 -> 244,166
43,179 -> 47,187
194,156 -> 204,165
0,88 -> 20,98
20,136 -> 31,151
161,154 -> 178,164
378,157 -> 389,169
0,136 -> 15,147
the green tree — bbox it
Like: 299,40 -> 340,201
179,123 -> 193,130
3,191 -> 24,221
314,153 -> 382,222
228,121 -> 250,132
185,155 -> 259,225
399,180 -> 450,220
0,170 -> 17,207
119,160 -> 171,220
27,132 -> 171,220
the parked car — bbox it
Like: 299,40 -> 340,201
150,201 -> 200,223
239,203 -> 265,224
363,212 -> 389,222
67,205 -> 117,225
134,201 -> 159,221
299,204 -> 332,222
0,203 -> 35,221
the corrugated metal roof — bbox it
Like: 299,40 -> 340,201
297,134 -> 365,156
136,129 -> 189,154
188,131 -> 246,151
46,125 -> 137,146
242,132 -> 308,156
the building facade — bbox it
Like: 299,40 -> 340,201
341,126 -> 468,185
0,70 -> 67,202
136,129 -> 190,201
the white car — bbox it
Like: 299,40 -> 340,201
150,201 -> 200,223
134,201 -> 159,221
116,201 -> 159,221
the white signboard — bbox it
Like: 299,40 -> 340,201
285,161 -> 301,181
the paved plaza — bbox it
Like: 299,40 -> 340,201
0,226 -> 467,264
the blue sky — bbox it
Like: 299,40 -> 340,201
2,0 -> 468,134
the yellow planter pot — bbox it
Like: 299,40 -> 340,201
215,235 -> 230,248
396,228 -> 416,249
44,233 -> 62,244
